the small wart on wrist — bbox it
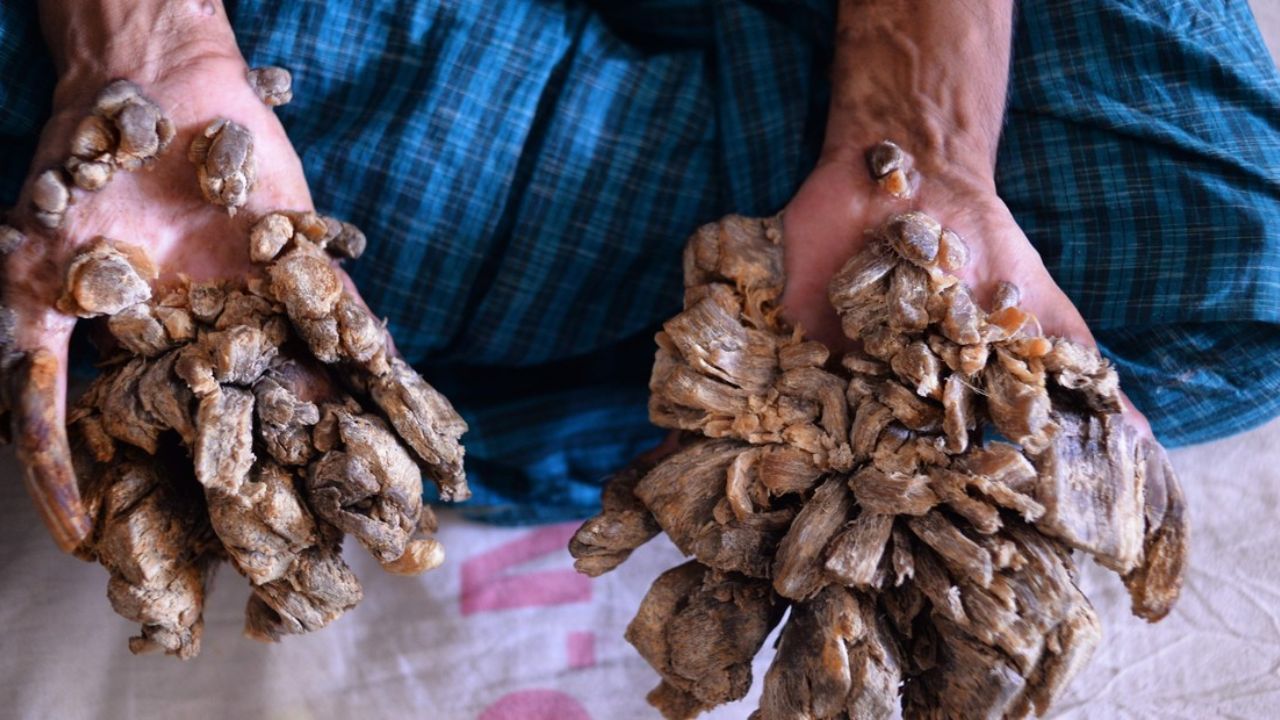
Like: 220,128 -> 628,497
866,140 -> 917,199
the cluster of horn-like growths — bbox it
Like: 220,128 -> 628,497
571,141 -> 1188,719
1,70 -> 468,659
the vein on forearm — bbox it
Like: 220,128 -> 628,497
825,0 -> 1014,179
38,0 -> 236,82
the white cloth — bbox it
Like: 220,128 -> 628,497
2,417 -> 1279,719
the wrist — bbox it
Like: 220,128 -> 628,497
40,0 -> 241,106
820,0 -> 1012,192
817,132 -> 998,200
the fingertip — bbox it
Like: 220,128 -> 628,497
1119,389 -> 1154,439
12,347 -> 91,552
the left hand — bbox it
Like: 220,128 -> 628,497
778,148 -> 1151,434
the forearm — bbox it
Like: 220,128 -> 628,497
824,0 -> 1014,189
38,0 -> 240,89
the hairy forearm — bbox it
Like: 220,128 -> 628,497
38,0 -> 239,87
824,0 -> 1014,189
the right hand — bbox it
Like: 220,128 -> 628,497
2,13 -> 367,551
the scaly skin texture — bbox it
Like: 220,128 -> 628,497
2,0 -> 372,550
572,185 -> 1188,717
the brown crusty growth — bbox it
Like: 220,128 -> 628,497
189,118 -> 257,215
247,66 -> 294,107
71,446 -> 220,660
59,204 -> 467,658
28,78 -> 181,231
59,79 -> 177,200
571,140 -> 1188,719
31,169 -> 72,228
866,139 -> 917,200
570,459 -> 662,576
57,238 -> 157,318
627,561 -> 785,718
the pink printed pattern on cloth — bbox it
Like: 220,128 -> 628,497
460,522 -> 593,616
479,689 -> 592,720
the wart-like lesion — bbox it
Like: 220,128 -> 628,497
571,140 -> 1188,720
39,73 -> 470,658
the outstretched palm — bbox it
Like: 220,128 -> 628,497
2,51 -> 351,549
779,150 -> 1148,432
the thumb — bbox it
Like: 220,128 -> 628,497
7,310 -> 89,553
1,219 -> 91,552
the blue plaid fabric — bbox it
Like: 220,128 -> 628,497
3,0 -> 1279,524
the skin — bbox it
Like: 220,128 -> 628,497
5,0 -> 359,550
779,0 -> 1150,429
7,0 -> 1148,548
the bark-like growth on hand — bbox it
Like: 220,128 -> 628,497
866,140 -> 917,199
59,207 -> 468,659
0,224 -> 27,255
58,239 -> 157,318
26,80 -> 176,232
73,447 -> 219,659
32,169 -> 71,228
572,141 -> 1188,719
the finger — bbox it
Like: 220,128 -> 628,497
2,215 -> 91,552
12,335 -> 90,552
569,437 -> 670,576
1119,389 -> 1153,438
243,210 -> 468,502
332,264 -> 401,360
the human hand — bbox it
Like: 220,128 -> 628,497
779,144 -> 1152,434
1,8 -> 376,552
